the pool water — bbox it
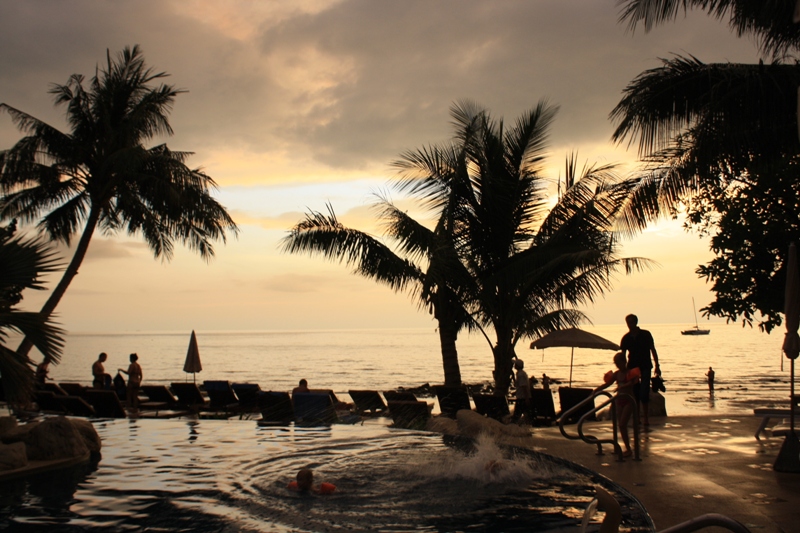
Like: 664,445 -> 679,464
0,418 -> 653,532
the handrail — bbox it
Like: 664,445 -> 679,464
655,513 -> 752,533
557,387 -> 640,461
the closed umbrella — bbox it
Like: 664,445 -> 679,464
530,328 -> 619,387
775,243 -> 800,473
183,330 -> 203,383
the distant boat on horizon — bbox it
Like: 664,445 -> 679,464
682,297 -> 710,336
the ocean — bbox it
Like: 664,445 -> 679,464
19,323 -> 797,416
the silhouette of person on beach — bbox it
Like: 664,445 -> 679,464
292,378 -> 310,394
706,367 -> 715,392
92,352 -> 110,389
619,314 -> 660,426
597,352 -> 640,457
119,353 -> 142,410
541,373 -> 550,392
512,359 -> 531,422
288,468 -> 336,494
35,360 -> 50,386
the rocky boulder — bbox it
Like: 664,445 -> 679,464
69,417 -> 102,454
0,441 -> 28,471
22,417 -> 90,461
0,416 -> 18,438
425,415 -> 459,435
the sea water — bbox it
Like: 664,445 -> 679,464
20,322 -> 796,416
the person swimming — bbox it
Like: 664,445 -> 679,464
287,468 -> 336,494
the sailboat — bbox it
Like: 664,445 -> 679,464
681,298 -> 710,335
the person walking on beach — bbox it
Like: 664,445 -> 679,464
119,353 -> 143,410
92,352 -> 109,389
706,367 -> 715,392
512,359 -> 531,422
619,314 -> 660,426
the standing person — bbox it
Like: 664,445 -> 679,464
541,373 -> 551,392
119,353 -> 143,410
619,314 -> 660,426
92,352 -> 109,389
706,367 -> 715,392
35,360 -> 50,386
512,359 -> 531,422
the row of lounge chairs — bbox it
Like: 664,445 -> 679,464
30,381 -> 596,428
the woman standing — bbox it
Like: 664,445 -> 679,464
119,353 -> 143,410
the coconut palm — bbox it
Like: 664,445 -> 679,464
281,197 -> 475,387
0,46 -> 238,356
397,101 -> 651,394
0,221 -> 64,404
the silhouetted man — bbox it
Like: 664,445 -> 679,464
619,314 -> 660,426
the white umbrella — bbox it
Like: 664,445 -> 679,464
183,330 -> 203,383
775,244 -> 800,472
530,328 -> 620,387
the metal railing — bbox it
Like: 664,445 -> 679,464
557,388 -> 640,461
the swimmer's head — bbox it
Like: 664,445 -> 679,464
296,468 -> 313,491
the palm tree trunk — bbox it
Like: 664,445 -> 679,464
437,321 -> 462,387
16,207 -> 101,358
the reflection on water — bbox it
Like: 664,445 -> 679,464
0,418 -> 653,532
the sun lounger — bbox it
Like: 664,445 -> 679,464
34,391 -> 67,414
292,392 -> 338,425
472,393 -> 510,420
83,389 -> 127,418
170,382 -> 208,410
433,385 -> 472,418
530,389 -> 558,424
387,400 -> 431,429
56,395 -> 96,417
383,390 -> 419,402
231,383 -> 262,412
558,387 -> 596,424
58,383 -> 88,397
348,390 -> 388,416
257,391 -> 295,425
753,407 -> 800,439
203,380 -> 241,414
38,382 -> 69,396
141,385 -> 180,407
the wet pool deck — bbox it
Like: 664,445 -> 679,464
530,415 -> 798,533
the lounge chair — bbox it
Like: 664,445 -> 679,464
434,385 -> 472,418
141,385 -> 180,407
348,390 -> 388,416
472,393 -> 510,420
383,390 -> 419,402
39,382 -> 69,396
232,383 -> 262,412
530,389 -> 558,424
753,407 -> 800,439
170,382 -> 208,411
56,395 -> 96,417
59,382 -> 88,397
257,391 -> 294,425
292,391 -> 339,425
83,389 -> 127,418
387,400 -> 431,429
34,391 -> 67,414
557,387 -> 596,424
203,380 -> 241,414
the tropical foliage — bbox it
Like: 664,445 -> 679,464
613,0 -> 800,331
0,46 -> 238,355
284,101 -> 650,393
0,221 -> 64,403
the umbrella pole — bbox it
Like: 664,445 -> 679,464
569,347 -> 574,387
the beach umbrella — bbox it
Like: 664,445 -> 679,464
183,330 -> 203,383
775,243 -> 800,473
529,328 -> 619,387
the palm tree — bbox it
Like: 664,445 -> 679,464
397,101 -> 651,394
0,46 -> 238,356
281,198 -> 475,387
612,2 -> 800,330
0,221 -> 64,404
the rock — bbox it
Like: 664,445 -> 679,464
0,416 -> 18,438
23,416 -> 89,461
69,418 -> 102,454
426,416 -> 459,435
1,420 -> 40,444
0,441 -> 28,471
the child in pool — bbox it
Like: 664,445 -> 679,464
287,468 -> 336,494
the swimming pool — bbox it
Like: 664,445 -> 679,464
0,418 -> 653,532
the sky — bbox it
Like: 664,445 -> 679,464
0,0 -> 765,333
